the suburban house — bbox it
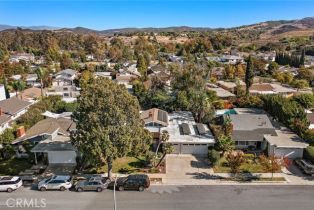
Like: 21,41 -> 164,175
220,55 -> 244,64
26,74 -> 40,87
18,87 -> 42,102
222,108 -> 309,159
206,83 -> 235,99
248,83 -> 297,96
141,109 -> 215,156
161,111 -> 215,156
45,69 -> 80,102
9,53 -> 35,63
0,84 -> 6,101
94,72 -> 113,80
141,108 -> 169,139
0,97 -> 32,133
115,72 -> 139,93
228,113 -> 277,150
264,129 -> 308,159
12,116 -> 77,165
168,55 -> 183,63
217,80 -> 245,93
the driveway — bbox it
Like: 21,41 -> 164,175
164,155 -> 215,184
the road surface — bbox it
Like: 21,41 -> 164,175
0,185 -> 314,210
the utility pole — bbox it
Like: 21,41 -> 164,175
113,175 -> 118,210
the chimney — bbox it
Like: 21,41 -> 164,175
0,108 -> 2,116
16,126 -> 26,138
149,111 -> 153,118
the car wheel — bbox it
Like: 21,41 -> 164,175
96,187 -> 103,192
40,187 -> 46,191
60,186 -> 66,191
139,186 -> 145,192
7,188 -> 13,193
77,187 -> 83,192
118,186 -> 124,191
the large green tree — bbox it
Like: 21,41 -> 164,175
245,56 -> 254,95
71,78 -> 152,178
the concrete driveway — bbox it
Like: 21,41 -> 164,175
164,155 -> 214,184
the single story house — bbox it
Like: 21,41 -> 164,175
26,74 -> 40,87
18,87 -> 42,102
264,129 -> 308,159
161,111 -> 215,156
206,83 -> 235,99
228,114 -> 277,149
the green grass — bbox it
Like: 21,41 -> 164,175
0,158 -> 33,176
213,157 -> 280,173
85,157 -> 148,174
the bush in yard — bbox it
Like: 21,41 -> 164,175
208,149 -> 220,165
225,150 -> 245,174
216,134 -> 235,153
259,155 -> 289,179
304,146 -> 314,164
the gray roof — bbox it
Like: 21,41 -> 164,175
0,97 -> 32,115
265,130 -> 308,148
13,117 -> 76,144
229,114 -> 277,141
31,140 -> 75,152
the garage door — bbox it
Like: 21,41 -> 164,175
181,144 -> 208,156
274,148 -> 303,159
172,144 -> 180,154
48,151 -> 77,164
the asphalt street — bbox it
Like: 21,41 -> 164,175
0,185 -> 314,210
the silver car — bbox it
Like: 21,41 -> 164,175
0,176 -> 23,193
38,175 -> 72,191
75,180 -> 109,192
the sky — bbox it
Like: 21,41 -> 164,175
0,0 -> 314,30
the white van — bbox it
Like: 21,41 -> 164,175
0,176 -> 23,193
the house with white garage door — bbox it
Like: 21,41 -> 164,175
160,111 -> 215,156
264,129 -> 308,159
12,116 -> 77,165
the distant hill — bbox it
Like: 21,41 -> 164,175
1,17 -> 314,37
0,24 -> 60,31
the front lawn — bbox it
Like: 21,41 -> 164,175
213,156 -> 281,173
84,156 -> 155,174
0,158 -> 33,176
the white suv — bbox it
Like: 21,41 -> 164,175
38,175 -> 72,191
0,176 -> 23,193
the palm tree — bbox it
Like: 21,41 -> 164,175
12,80 -> 26,98
155,130 -> 169,158
35,67 -> 47,97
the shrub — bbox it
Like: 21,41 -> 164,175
304,146 -> 314,164
208,149 -> 220,165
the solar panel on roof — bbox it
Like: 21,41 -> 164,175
196,123 -> 207,135
181,123 -> 191,135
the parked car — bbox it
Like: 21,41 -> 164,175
295,159 -> 314,176
0,176 -> 23,193
75,179 -> 109,192
114,174 -> 150,191
38,175 -> 73,191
